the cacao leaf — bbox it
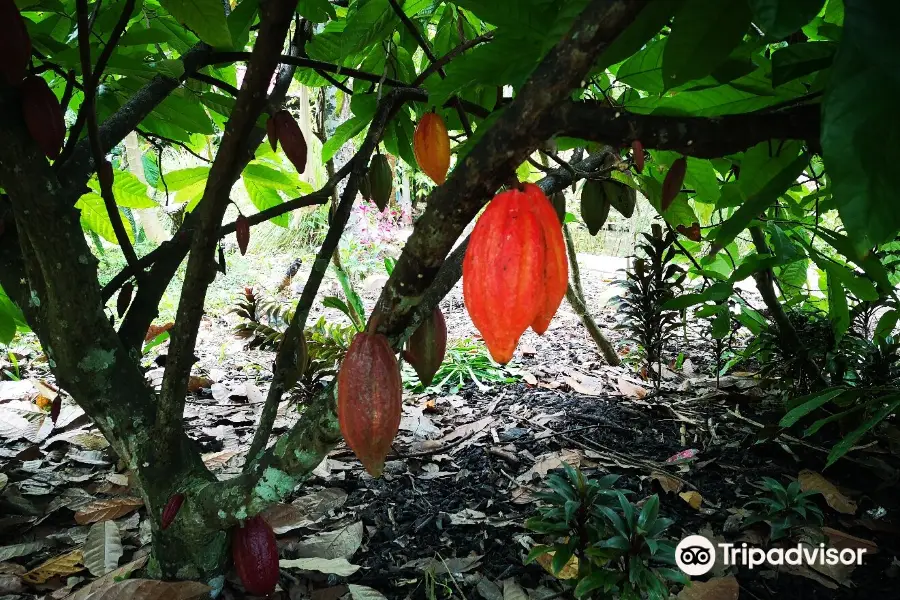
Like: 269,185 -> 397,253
83,520 -> 123,576
74,497 -> 143,524
550,192 -> 566,224
65,555 -> 149,600
21,549 -> 84,584
580,181 -> 611,235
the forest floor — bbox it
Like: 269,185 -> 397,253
0,252 -> 898,600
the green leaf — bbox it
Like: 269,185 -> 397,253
111,171 -> 157,208
825,266 -> 849,341
826,393 -> 900,466
524,545 -> 554,565
244,163 -> 308,192
160,0 -> 232,48
662,0 -> 752,90
595,0 -> 682,71
771,41 -> 837,86
637,495 -> 659,530
227,0 -> 258,50
822,0 -> 900,248
617,39 -> 666,93
739,140 -> 805,199
243,178 -> 288,228
750,0 -> 826,39
0,311 -> 16,345
76,194 -> 135,244
322,107 -> 375,163
663,282 -> 732,309
874,310 -> 898,342
575,571 -> 615,598
322,296 -> 353,319
157,167 -> 210,191
297,0 -> 336,22
779,388 -> 846,427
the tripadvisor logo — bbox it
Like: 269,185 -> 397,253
675,535 -> 867,576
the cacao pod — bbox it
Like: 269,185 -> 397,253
631,140 -> 644,174
463,183 -> 567,363
117,281 -> 133,318
661,157 -> 687,211
98,160 -> 114,191
676,222 -> 702,242
50,395 -> 61,423
235,214 -> 250,255
528,186 -> 568,335
413,112 -> 450,185
603,180 -> 636,219
21,76 -> 65,160
161,493 -> 185,530
0,0 -> 31,87
580,181 -> 611,236
273,109 -> 307,174
266,114 -> 278,151
368,154 -> 392,212
337,331 -> 401,477
359,169 -> 373,201
550,192 -> 566,224
232,515 -> 279,596
403,307 -> 447,387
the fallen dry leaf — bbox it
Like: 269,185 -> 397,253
144,323 -> 174,342
74,497 -> 143,525
21,549 -> 84,584
617,376 -> 648,399
536,550 -> 579,579
280,557 -> 360,576
680,491 -> 702,510
35,394 -> 53,410
798,470 -> 857,515
677,575 -> 739,600
187,376 -> 212,393
822,527 -> 878,555
650,471 -> 684,494
65,555 -> 149,600
517,449 -> 581,482
69,579 -> 209,600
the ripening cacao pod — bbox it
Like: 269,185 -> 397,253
117,281 -> 133,318
413,112 -> 450,185
463,183 -> 567,363
232,515 -> 279,596
337,331 -> 401,477
403,307 -> 447,387
161,493 -> 185,530
0,0 -> 31,87
266,114 -> 278,151
368,154 -> 393,212
235,214 -> 250,255
273,109 -> 307,174
98,160 -> 114,191
21,76 -> 65,160
661,157 -> 687,211
631,140 -> 644,174
580,181 -> 611,236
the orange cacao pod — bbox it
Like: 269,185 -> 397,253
632,140 -> 644,174
273,109 -> 307,174
413,112 -> 450,185
232,515 -> 279,596
337,332 -> 401,477
235,214 -> 250,255
403,307 -> 447,388
21,76 -> 65,160
0,0 -> 31,87
463,184 -> 554,364
266,114 -> 278,151
528,186 -> 568,335
160,493 -> 184,530
117,281 -> 133,318
661,157 -> 686,211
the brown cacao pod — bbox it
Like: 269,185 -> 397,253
580,181 -> 611,236
403,307 -> 447,387
266,114 -> 278,151
232,515 -> 279,596
21,76 -> 65,160
631,140 -> 644,174
50,395 -> 61,423
273,109 -> 307,174
413,112 -> 450,185
0,0 -> 31,87
160,493 -> 185,530
98,160 -> 114,192
368,154 -> 392,212
463,183 -> 567,363
235,214 -> 250,255
337,332 -> 401,477
117,281 -> 133,318
661,157 -> 687,211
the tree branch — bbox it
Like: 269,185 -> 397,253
189,72 -> 240,96
411,33 -> 494,87
155,0 -> 298,456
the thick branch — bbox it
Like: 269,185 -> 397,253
155,0 -> 297,454
555,102 -> 821,158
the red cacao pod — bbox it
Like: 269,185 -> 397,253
161,493 -> 185,530
235,214 -> 250,255
50,395 -> 61,423
403,307 -> 447,388
337,332 -> 401,477
232,515 -> 279,596
0,0 -> 31,87
661,157 -> 686,211
21,76 -> 65,160
632,140 -> 644,174
528,185 -> 568,335
117,281 -> 133,318
266,114 -> 278,151
413,112 -> 450,185
463,186 -> 547,364
273,109 -> 307,174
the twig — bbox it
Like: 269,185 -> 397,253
137,128 -> 211,163
411,33 -> 494,87
189,72 -> 240,96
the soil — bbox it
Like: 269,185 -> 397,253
1,255 -> 898,600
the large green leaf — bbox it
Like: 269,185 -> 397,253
595,0 -> 682,71
243,179 -> 289,228
750,0 -> 826,39
156,167 -> 210,191
662,0 -> 752,90
243,163 -> 310,193
825,266 -> 849,341
227,0 -> 258,50
617,39 -> 666,93
111,171 -> 157,209
771,41 -> 837,86
739,140 -> 805,199
822,0 -> 900,248
76,194 -> 135,244
297,0 -> 336,22
160,0 -> 232,48
826,393 -> 900,466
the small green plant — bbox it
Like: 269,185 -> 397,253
401,338 -> 517,393
744,477 -> 823,541
525,465 -> 685,599
615,226 -> 685,391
